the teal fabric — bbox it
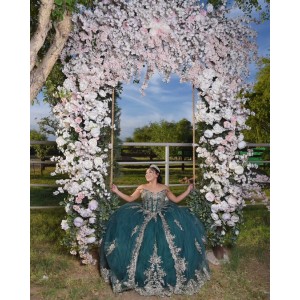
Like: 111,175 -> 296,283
99,189 -> 210,296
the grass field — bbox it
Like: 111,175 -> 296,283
30,205 -> 270,299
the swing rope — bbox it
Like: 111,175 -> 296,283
110,88 -> 115,187
192,84 -> 196,188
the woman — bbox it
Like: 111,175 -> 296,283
99,165 -> 210,296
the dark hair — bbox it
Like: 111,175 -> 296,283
149,166 -> 163,183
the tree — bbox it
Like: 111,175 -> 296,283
243,57 -> 270,143
132,119 -> 193,159
30,129 -> 54,160
30,0 -> 94,103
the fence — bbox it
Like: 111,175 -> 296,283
30,141 -> 270,188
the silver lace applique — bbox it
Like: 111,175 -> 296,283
142,242 -> 167,295
174,219 -> 184,231
195,239 -> 202,254
112,278 -> 122,293
107,239 -> 116,256
159,212 -> 187,291
131,225 -> 139,237
100,267 -> 109,282
126,212 -> 155,286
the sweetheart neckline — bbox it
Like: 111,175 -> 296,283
142,188 -> 167,195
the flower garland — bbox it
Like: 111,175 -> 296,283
51,0 -> 268,264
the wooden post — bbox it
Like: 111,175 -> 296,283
192,84 -> 196,187
110,89 -> 115,188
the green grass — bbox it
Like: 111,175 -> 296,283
30,187 -> 65,206
30,205 -> 270,299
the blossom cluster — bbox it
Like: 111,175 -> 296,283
52,0 -> 266,263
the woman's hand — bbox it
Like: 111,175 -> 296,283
187,184 -> 194,193
111,184 -> 119,194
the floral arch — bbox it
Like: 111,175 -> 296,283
52,0 -> 268,264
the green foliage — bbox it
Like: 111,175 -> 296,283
243,57 -> 270,143
30,129 -> 54,159
131,118 -> 193,159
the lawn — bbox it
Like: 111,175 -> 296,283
30,205 -> 269,300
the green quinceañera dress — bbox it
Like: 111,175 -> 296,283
99,189 -> 210,296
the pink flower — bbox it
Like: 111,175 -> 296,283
75,192 -> 85,204
75,117 -> 82,124
223,121 -> 231,129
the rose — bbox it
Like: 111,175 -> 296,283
74,217 -> 84,227
234,166 -> 244,175
89,217 -> 96,224
211,213 -> 219,221
214,220 -> 222,226
204,130 -> 213,138
205,192 -> 215,202
222,212 -> 231,221
211,204 -> 220,213
86,236 -> 96,244
229,161 -> 237,169
61,220 -> 69,230
88,200 -> 98,211
220,201 -> 230,212
227,220 -> 235,227
56,136 -> 67,147
238,141 -> 246,149
227,195 -> 237,207
231,214 -> 239,222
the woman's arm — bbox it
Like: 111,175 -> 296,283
166,184 -> 194,203
111,184 -> 142,202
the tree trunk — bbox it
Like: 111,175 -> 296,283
30,0 -> 54,72
30,12 -> 72,103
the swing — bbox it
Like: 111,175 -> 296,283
109,84 -> 197,187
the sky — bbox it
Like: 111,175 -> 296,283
30,10 -> 270,141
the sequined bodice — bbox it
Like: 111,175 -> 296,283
141,189 -> 168,212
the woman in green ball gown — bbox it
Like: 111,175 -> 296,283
99,164 -> 210,296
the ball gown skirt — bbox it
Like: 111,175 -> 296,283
99,189 -> 210,296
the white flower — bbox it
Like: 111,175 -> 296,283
56,136 -> 67,147
86,236 -> 96,244
220,201 -> 230,212
227,220 -> 235,227
61,220 -> 69,230
90,127 -> 100,137
211,204 -> 220,213
222,212 -> 231,221
227,195 -> 237,207
94,157 -> 103,167
207,3 -> 214,13
214,220 -> 222,226
234,165 -> 244,175
231,214 -> 240,222
89,217 -> 96,224
99,90 -> 106,97
205,192 -> 215,202
235,230 -> 240,235
238,141 -> 246,149
83,160 -> 93,169
69,182 -> 81,195
204,129 -> 213,138
229,161 -> 237,170
74,217 -> 84,227
221,230 -> 226,235
88,200 -> 98,210
211,213 -> 219,221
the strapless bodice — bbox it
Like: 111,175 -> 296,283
141,189 -> 168,212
